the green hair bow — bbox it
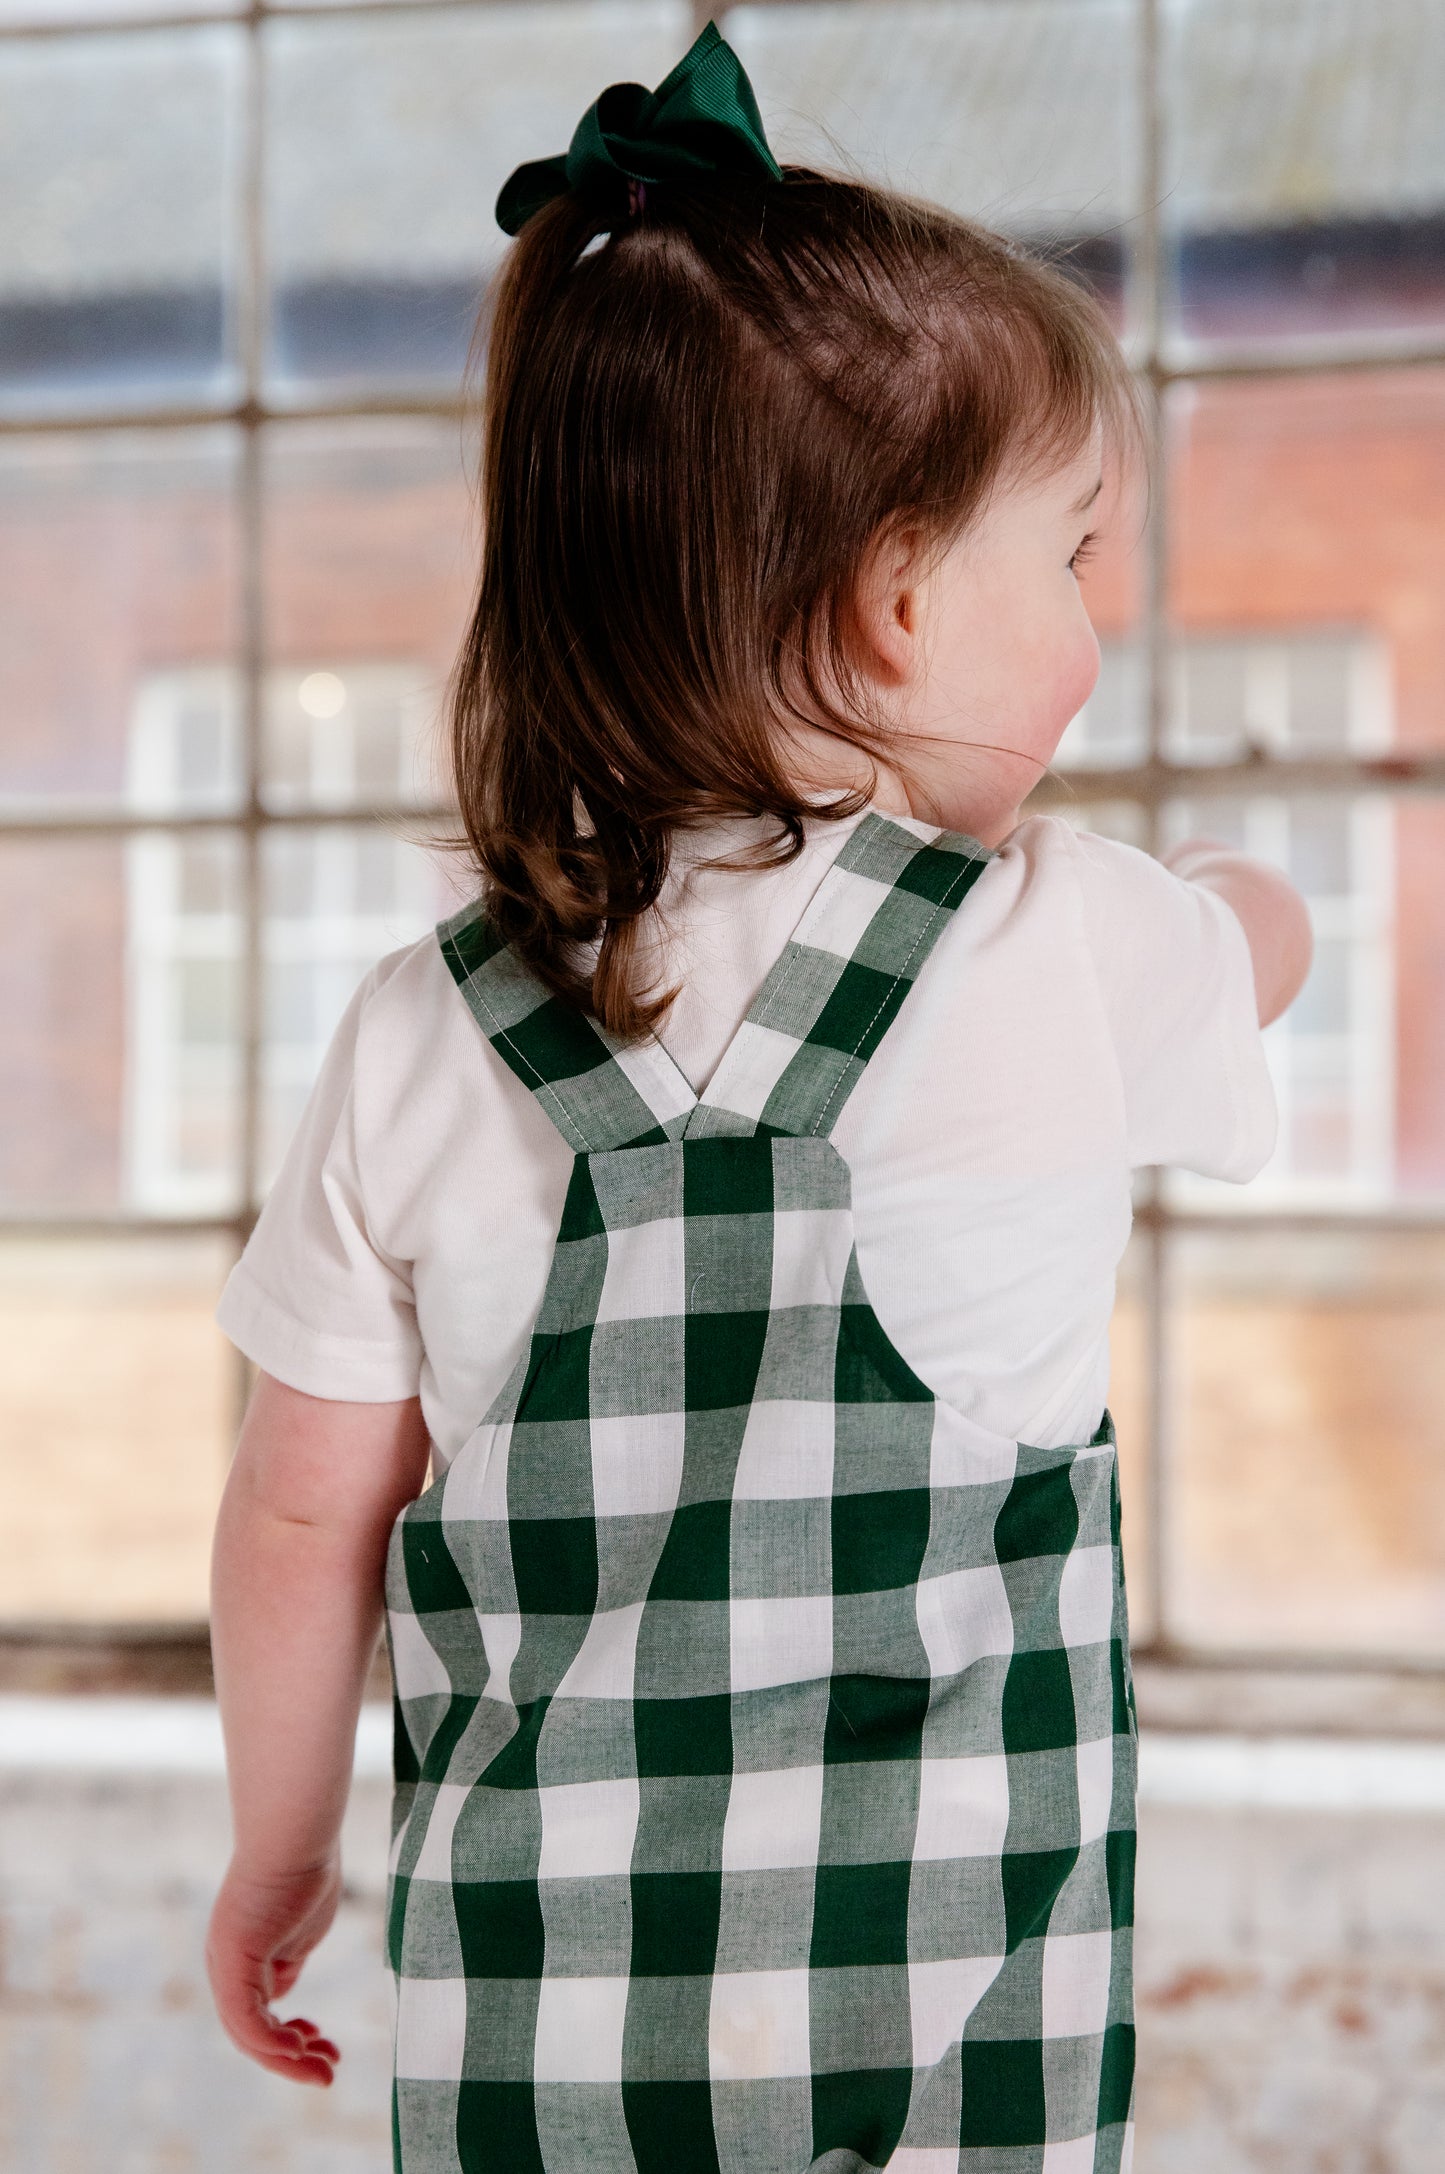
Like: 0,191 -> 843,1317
495,19 -> 783,237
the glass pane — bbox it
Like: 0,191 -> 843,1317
260,824 -> 466,1189
0,831 -> 245,1216
261,417 -> 478,809
1162,793 -> 1445,1206
0,1233 -> 233,1623
0,430 -> 240,813
264,1 -> 691,390
0,0 -> 238,21
1170,1228 -> 1445,1657
1168,369 -> 1445,752
0,28 -> 241,415
1164,0 -> 1445,348
725,0 -> 1137,328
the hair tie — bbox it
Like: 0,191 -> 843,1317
495,19 -> 783,238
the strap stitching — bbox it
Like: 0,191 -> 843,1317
806,853 -> 980,1140
443,929 -> 597,1155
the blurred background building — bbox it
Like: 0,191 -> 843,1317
1,1 -> 1443,2168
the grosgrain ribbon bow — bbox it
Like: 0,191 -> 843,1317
495,19 -> 784,237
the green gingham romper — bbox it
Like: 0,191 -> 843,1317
385,811 -> 1137,2174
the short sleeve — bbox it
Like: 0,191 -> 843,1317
215,966 -> 424,1402
1068,825 -> 1278,1179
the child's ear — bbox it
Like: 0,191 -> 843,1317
847,522 -> 926,688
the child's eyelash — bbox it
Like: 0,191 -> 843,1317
1069,530 -> 1100,572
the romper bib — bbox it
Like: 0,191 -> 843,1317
384,812 -> 1137,2174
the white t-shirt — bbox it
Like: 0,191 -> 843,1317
217,811 -> 1276,1457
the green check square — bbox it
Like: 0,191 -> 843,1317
811,2066 -> 911,2165
455,1878 -> 545,1978
650,1500 -> 731,1602
623,2082 -> 721,2174
1107,1828 -> 1136,1930
392,1695 -> 420,1786
811,1861 -> 911,1968
516,1326 -> 593,1425
831,1487 -> 931,1594
503,994 -> 614,1087
809,960 -> 898,1054
457,2081 -> 544,2173
894,842 -> 980,908
1001,1847 -> 1077,1953
1002,1648 -> 1077,1753
1098,2020 -> 1136,2126
399,1519 -> 473,1616
683,1137 -> 775,1218
630,1870 -> 722,1977
557,1161 -> 606,1243
481,1699 -> 547,1791
957,2037 -> 1048,2147
836,1305 -> 932,1404
993,1463 -> 1080,1564
634,1694 -> 733,1777
823,1673 -> 931,1765
685,1311 -> 770,1409
508,1517 -> 599,1615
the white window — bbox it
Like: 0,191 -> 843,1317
1062,630 -> 1397,1203
124,665 -> 450,1214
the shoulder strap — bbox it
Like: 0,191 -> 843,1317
686,811 -> 991,1142
437,908 -> 696,1154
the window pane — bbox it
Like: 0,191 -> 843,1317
1170,1228 -> 1445,1657
0,29 -> 241,415
0,430 -> 240,813
0,831 -> 246,1216
260,825 -> 465,1190
264,1 -> 691,391
1164,793 -> 1445,1206
724,0 -> 1136,327
0,1233 -> 232,1623
1164,0 -> 1445,348
1168,370 -> 1445,752
261,418 -> 476,808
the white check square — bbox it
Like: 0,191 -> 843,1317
395,1975 -> 467,2081
590,1413 -> 686,1516
534,1976 -> 629,2081
554,1602 -> 644,1701
537,1776 -> 639,1880
913,1754 -> 1011,1861
733,1400 -> 835,1501
808,867 -> 892,958
1041,1929 -> 1115,2039
730,1594 -> 832,1692
908,1955 -> 1003,2068
1058,1545 -> 1115,1649
594,1217 -> 686,1324
1043,2139 -> 1103,2173
479,1612 -> 522,1704
709,1968 -> 812,2078
915,1563 -> 1014,1678
769,1209 -> 853,1310
388,1607 -> 453,1702
721,1764 -> 825,1871
707,1024 -> 798,1123
410,1781 -> 468,1882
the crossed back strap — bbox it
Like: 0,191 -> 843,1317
437,812 -> 991,1156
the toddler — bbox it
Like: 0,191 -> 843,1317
205,25 -> 1311,2173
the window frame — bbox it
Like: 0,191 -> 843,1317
2,0 -> 1444,1685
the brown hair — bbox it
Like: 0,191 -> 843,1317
450,169 -> 1143,1037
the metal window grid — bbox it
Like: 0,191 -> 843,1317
1,0 -> 1443,1676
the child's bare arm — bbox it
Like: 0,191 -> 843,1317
1163,839 -> 1313,1026
206,1372 -> 430,2084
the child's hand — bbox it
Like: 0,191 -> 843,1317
206,1853 -> 344,2085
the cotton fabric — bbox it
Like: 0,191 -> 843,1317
385,813 -> 1136,2172
217,810 -> 1275,1457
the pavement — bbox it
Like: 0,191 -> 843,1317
3,1704 -> 1444,2173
